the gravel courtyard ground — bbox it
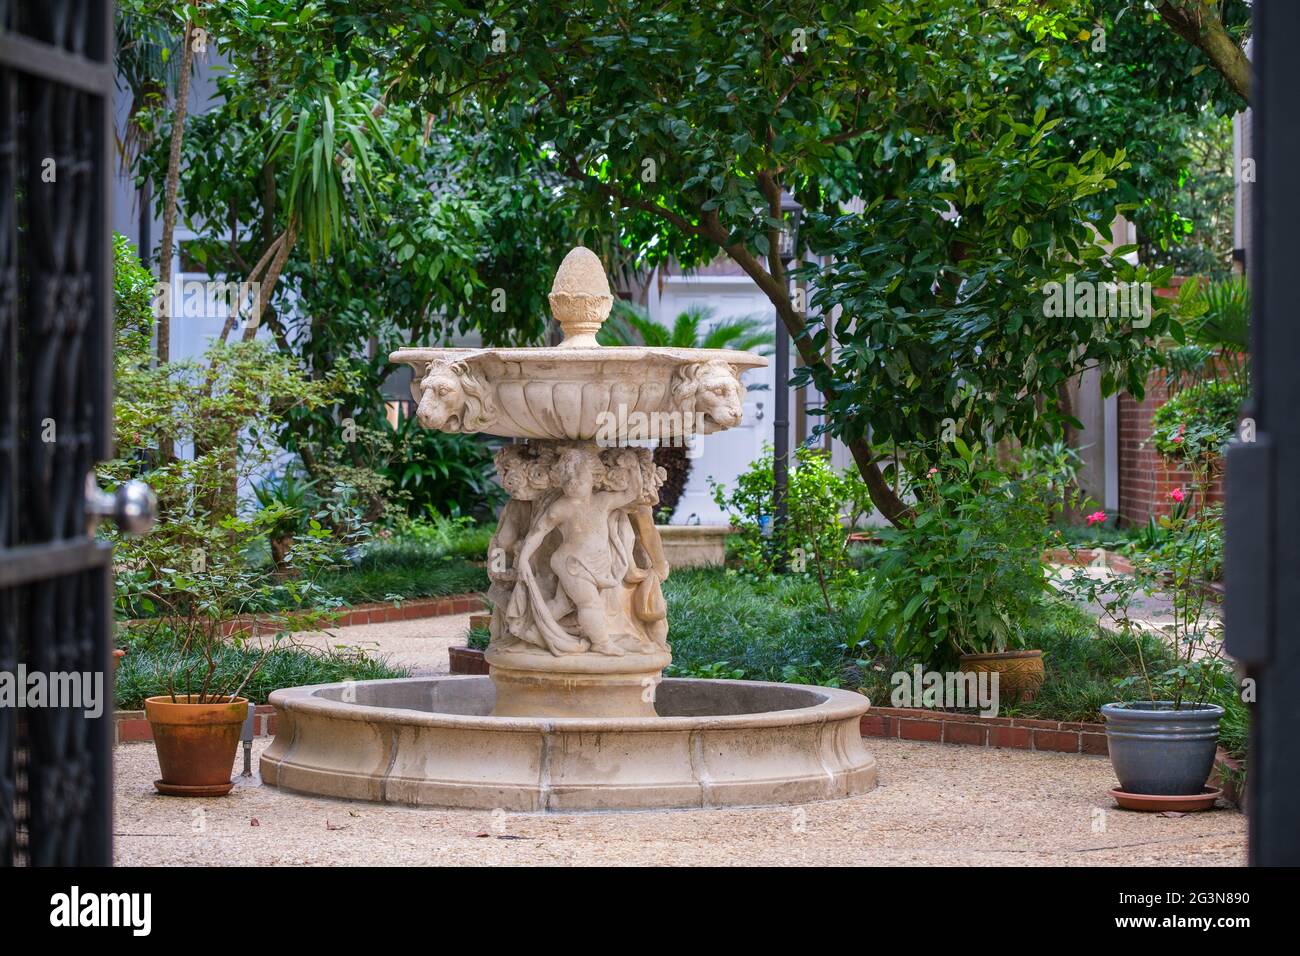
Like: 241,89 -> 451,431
115,608 -> 1244,866
114,734 -> 1245,866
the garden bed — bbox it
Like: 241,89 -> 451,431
113,637 -> 409,710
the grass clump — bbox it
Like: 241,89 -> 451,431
115,627 -> 408,709
662,569 -> 857,686
318,543 -> 488,605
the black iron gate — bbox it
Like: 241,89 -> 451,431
0,0 -> 116,866
1225,0 -> 1300,867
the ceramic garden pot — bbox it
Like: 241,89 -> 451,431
1101,701 -> 1224,796
958,649 -> 1045,703
145,695 -> 248,797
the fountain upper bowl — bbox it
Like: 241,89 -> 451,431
390,345 -> 766,441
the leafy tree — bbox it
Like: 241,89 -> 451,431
325,0 -> 1226,523
1009,1 -> 1247,259
132,1 -> 596,517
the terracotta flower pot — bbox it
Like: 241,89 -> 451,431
144,695 -> 248,797
958,649 -> 1045,703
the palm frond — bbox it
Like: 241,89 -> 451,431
597,300 -> 773,355
701,315 -> 775,354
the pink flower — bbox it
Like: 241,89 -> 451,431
1172,434 -> 1183,444
927,467 -> 939,476
1169,488 -> 1185,503
1086,510 -> 1107,527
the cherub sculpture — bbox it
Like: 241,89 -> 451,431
493,443 -> 667,658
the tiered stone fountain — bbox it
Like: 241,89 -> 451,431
261,248 -> 877,810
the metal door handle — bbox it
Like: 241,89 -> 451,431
85,474 -> 157,535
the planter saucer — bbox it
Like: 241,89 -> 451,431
154,779 -> 235,797
1108,786 -> 1222,812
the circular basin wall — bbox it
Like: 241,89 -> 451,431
261,677 -> 877,812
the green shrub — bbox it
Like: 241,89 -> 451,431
709,444 -> 872,586
380,414 -> 505,520
113,232 -> 154,346
860,441 -> 1072,668
394,510 -> 494,560
1150,378 -> 1246,459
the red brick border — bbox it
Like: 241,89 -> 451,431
123,592 -> 485,638
114,704 -> 278,745
448,645 -> 489,675
860,706 -> 1109,756
1209,748 -> 1247,809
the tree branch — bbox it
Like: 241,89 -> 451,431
1157,0 -> 1251,102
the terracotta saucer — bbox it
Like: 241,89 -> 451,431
154,779 -> 234,797
1108,786 -> 1222,812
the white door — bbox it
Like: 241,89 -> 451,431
655,282 -> 775,525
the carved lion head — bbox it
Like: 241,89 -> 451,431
671,360 -> 746,434
416,359 -> 495,432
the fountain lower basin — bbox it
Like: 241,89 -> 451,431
260,676 -> 877,811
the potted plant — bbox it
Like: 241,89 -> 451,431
449,616 -> 491,675
1100,699 -> 1223,798
103,325 -> 351,796
145,691 -> 251,797
865,442 -> 1077,704
1069,446 -> 1238,803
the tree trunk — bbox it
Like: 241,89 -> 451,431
155,19 -> 196,463
697,210 -> 914,526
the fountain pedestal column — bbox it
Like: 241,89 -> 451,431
484,439 -> 672,718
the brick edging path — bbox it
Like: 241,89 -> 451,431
860,706 -> 1109,756
214,592 -> 484,636
119,592 -> 483,637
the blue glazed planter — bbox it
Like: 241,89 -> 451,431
1101,701 -> 1224,796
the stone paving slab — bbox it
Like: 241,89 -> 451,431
112,736 -> 1245,867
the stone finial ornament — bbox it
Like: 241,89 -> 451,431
548,245 -> 613,347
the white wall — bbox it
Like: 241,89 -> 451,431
649,272 -> 776,525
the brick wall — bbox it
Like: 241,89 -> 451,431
1118,371 -> 1224,526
